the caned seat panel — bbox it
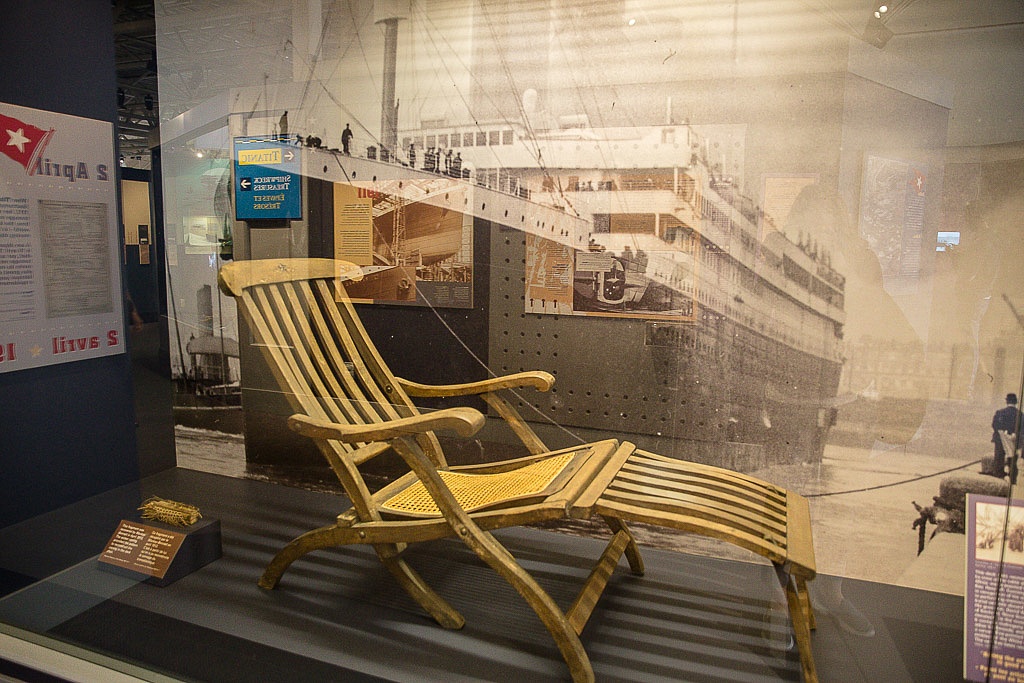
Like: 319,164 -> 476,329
380,451 -> 576,516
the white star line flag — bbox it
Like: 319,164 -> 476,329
0,111 -> 55,172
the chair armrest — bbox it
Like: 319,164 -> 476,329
288,407 -> 485,444
396,371 -> 555,398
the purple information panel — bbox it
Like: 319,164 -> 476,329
966,494 -> 1024,682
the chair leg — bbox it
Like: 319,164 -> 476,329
776,564 -> 818,683
258,523 -> 351,590
388,435 -> 593,681
260,525 -> 466,629
377,550 -> 466,630
797,576 -> 816,631
601,515 -> 644,575
461,527 -> 595,683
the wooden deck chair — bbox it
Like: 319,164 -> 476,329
218,258 -> 819,683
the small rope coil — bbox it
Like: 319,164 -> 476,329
138,496 -> 202,527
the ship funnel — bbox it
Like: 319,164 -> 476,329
374,0 -> 410,23
375,1 -> 410,159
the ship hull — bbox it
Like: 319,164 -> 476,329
282,142 -> 845,467
490,222 -> 843,466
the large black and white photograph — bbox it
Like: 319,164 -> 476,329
150,0 -> 1024,598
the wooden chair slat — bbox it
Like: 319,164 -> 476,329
314,280 -> 449,468
610,470 -> 788,533
244,288 -> 326,420
265,283 -> 356,428
614,467 -> 788,526
594,499 -> 788,566
622,454 -> 787,503
311,278 -> 407,421
628,450 -> 788,506
283,281 -> 378,426
599,485 -> 789,548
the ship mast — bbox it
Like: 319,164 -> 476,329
375,1 -> 409,160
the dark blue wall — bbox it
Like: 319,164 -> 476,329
0,0 -> 139,527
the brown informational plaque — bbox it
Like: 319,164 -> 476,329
98,517 -> 221,586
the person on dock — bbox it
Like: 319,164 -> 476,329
988,393 -> 1020,478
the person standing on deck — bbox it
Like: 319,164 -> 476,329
278,111 -> 288,141
341,124 -> 353,155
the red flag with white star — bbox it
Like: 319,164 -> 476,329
0,112 -> 54,172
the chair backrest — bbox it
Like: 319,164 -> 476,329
219,258 -> 448,516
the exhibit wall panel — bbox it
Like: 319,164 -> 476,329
0,0 -> 138,528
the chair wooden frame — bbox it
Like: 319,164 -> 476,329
219,258 -> 818,682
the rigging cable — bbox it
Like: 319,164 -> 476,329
411,0 -> 532,179
472,0 -> 575,208
414,285 -> 590,446
413,282 -> 986,493
286,5 -> 384,153
410,0 -> 586,222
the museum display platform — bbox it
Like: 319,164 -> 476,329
0,467 -> 966,682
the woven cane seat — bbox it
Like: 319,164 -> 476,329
380,451 -> 576,516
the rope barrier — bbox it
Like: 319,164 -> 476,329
805,458 -> 986,498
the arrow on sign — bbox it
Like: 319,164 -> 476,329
283,150 -> 295,162
239,178 -> 252,191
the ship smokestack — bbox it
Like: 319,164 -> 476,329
375,1 -> 410,159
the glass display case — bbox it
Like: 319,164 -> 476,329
2,1 -> 1023,681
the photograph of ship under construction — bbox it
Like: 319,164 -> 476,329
153,0 -> 1023,613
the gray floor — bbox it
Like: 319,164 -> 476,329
0,467 -> 966,682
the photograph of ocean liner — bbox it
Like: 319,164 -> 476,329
154,0 -> 1024,589
405,117 -> 844,463
163,2 -> 849,473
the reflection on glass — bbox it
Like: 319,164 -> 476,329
155,1 -> 1024,597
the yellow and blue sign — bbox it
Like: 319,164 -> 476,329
233,137 -> 302,220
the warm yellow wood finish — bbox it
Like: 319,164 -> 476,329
219,258 -> 820,683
